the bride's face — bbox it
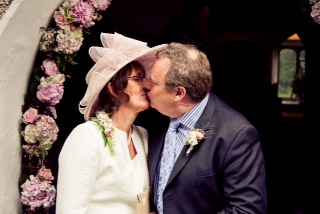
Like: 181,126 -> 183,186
122,67 -> 150,112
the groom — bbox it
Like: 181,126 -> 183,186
143,42 -> 267,214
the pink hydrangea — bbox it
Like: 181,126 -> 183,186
33,115 -> 59,143
21,175 -> 56,211
37,77 -> 64,106
55,27 -> 84,54
72,0 -> 95,28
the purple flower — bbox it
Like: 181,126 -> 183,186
47,106 -> 57,119
311,2 -> 320,24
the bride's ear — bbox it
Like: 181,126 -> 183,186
107,82 -> 115,96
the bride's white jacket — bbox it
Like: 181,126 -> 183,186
56,121 -> 149,214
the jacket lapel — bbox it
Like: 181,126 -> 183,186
166,93 -> 216,187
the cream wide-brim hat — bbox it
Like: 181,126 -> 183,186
79,32 -> 168,120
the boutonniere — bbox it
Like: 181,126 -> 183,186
88,111 -> 116,155
185,122 -> 213,156
186,128 -> 205,156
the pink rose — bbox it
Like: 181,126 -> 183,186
53,11 -> 68,29
41,59 -> 60,76
22,108 -> 38,124
37,167 -> 54,181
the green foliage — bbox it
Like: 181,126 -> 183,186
278,49 -> 296,98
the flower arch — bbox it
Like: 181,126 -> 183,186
19,0 -> 111,213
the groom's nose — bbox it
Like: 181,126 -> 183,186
142,78 -> 151,90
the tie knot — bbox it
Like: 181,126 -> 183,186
169,119 -> 180,130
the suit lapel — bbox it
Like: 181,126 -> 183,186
166,93 -> 216,187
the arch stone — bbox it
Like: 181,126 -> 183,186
0,0 -> 62,212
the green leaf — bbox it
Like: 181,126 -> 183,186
30,81 -> 39,96
33,66 -> 44,81
18,174 -> 30,186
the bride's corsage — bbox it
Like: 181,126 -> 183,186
88,111 -> 116,155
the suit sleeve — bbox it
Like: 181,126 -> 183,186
56,122 -> 102,214
219,125 -> 267,214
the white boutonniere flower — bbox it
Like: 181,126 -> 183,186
186,128 -> 205,156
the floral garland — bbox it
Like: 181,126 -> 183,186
88,111 -> 116,155
310,0 -> 320,23
19,0 -> 111,213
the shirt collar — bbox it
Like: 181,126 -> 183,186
174,93 -> 209,130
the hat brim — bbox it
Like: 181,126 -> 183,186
83,43 -> 168,120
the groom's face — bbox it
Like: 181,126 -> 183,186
143,58 -> 176,117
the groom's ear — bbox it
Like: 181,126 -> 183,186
175,86 -> 187,101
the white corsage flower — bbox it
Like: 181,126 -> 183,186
88,111 -> 116,155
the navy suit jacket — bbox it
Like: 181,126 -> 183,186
147,92 -> 267,214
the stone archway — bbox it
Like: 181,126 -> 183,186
0,0 -> 62,212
